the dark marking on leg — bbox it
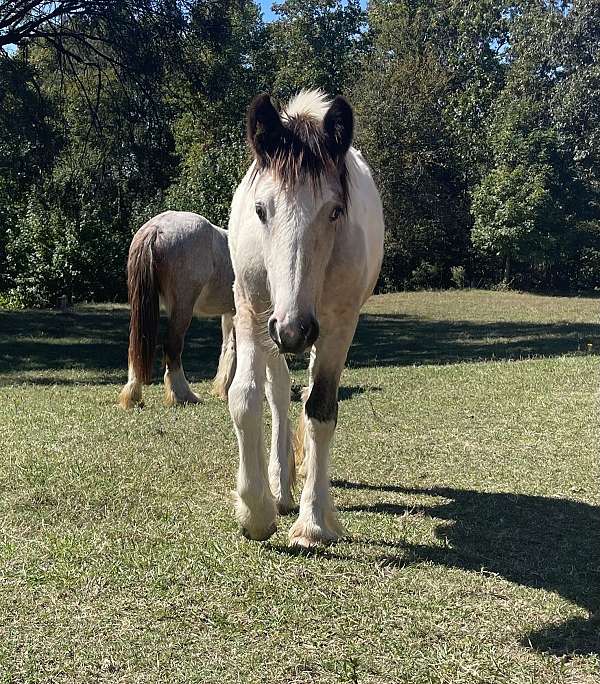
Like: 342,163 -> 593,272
305,375 -> 338,424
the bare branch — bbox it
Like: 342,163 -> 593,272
1,1 -> 97,46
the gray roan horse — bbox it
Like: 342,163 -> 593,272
119,211 -> 236,409
228,90 -> 384,547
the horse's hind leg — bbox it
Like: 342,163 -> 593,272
212,313 -> 236,400
118,358 -> 143,409
266,354 -> 295,514
163,300 -> 200,407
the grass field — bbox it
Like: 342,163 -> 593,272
0,290 -> 599,683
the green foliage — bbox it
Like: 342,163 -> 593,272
0,0 -> 260,306
2,71 -> 178,307
353,0 -> 470,290
470,7 -> 596,288
0,54 -> 57,292
470,97 -> 566,282
6,175 -> 133,307
2,0 -> 600,306
576,247 -> 600,290
450,265 -> 466,289
166,128 -> 249,228
408,261 -> 443,290
268,0 -> 365,98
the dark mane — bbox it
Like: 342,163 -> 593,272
252,112 -> 350,206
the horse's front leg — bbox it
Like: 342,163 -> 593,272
266,354 -> 295,514
228,319 -> 277,541
289,324 -> 356,548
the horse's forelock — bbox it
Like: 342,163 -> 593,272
252,112 -> 349,206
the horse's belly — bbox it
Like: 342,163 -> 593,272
194,280 -> 235,316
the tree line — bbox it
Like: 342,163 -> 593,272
0,0 -> 598,307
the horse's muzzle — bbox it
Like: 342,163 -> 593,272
268,315 -> 319,354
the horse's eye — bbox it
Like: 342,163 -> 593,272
255,202 -> 267,223
329,206 -> 343,222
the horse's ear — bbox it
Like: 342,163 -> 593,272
323,96 -> 354,163
247,93 -> 284,163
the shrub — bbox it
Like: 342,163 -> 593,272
408,261 -> 443,290
450,265 -> 466,289
575,247 -> 600,290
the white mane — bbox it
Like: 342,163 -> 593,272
282,89 -> 331,122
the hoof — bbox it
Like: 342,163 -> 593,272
288,514 -> 345,548
241,522 -> 277,542
211,382 -> 228,401
289,532 -> 339,549
118,383 -> 142,410
233,491 -> 278,542
289,535 -> 324,549
165,391 -> 201,407
118,395 -> 135,410
181,392 -> 201,405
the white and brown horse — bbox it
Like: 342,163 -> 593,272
119,210 -> 236,409
228,91 -> 384,547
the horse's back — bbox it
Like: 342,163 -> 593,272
350,149 -> 384,284
140,211 -> 234,314
150,210 -> 216,272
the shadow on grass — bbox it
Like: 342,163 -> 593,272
331,479 -> 600,656
348,313 -> 600,368
1,307 -> 598,385
290,384 -> 381,403
0,307 -> 223,386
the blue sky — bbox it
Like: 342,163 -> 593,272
260,0 -> 367,22
260,0 -> 277,22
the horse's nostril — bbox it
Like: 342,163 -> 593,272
273,315 -> 319,354
278,324 -> 301,351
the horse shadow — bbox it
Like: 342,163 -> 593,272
330,480 -> 600,656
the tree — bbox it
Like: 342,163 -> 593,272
470,1 -> 598,289
1,0 -> 269,306
353,0 -> 471,290
3,0 -> 600,305
164,0 -> 266,224
0,53 -> 57,293
472,96 -> 572,286
1,1 -> 89,49
268,0 -> 365,99
441,0 -> 511,181
552,0 -> 600,193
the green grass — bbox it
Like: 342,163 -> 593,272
0,290 -> 598,683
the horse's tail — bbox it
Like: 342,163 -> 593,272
293,387 -> 311,477
127,225 -> 160,385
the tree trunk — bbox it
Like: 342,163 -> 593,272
503,252 -> 512,284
